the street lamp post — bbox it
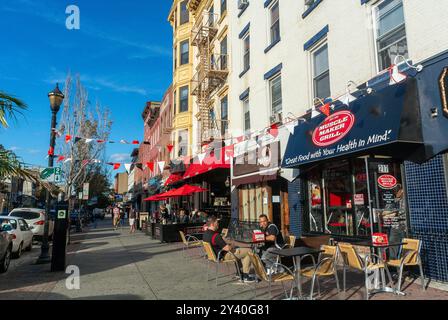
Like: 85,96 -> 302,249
36,84 -> 64,264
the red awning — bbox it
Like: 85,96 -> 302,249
164,173 -> 184,186
168,184 -> 208,196
183,147 -> 231,179
143,195 -> 168,201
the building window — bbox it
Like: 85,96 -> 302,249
243,98 -> 250,133
220,35 -> 228,70
270,75 -> 282,114
313,44 -> 331,100
180,40 -> 189,65
242,34 -> 250,72
269,1 -> 280,45
374,0 -> 408,71
178,129 -> 188,157
173,90 -> 177,115
221,0 -> 227,15
220,95 -> 228,136
179,86 -> 189,113
180,0 -> 189,25
305,0 -> 319,10
174,46 -> 177,69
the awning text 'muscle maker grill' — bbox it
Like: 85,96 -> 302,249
282,78 -> 430,169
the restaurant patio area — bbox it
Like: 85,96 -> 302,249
2,218 -> 447,300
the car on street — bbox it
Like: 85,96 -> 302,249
0,217 -> 33,258
8,208 -> 54,241
0,223 -> 13,273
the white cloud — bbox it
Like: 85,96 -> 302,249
110,153 -> 130,162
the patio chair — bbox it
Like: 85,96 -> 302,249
300,245 -> 340,299
202,242 -> 241,287
338,243 -> 393,300
248,251 -> 297,300
386,238 -> 425,292
287,235 -> 296,248
179,231 -> 202,259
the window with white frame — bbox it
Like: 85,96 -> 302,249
178,129 -> 188,157
242,33 -> 250,72
220,35 -> 228,70
243,98 -> 251,133
374,0 -> 408,71
269,1 -> 280,45
312,43 -> 331,100
270,75 -> 282,114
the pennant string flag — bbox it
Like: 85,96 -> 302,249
167,144 -> 174,153
157,161 -> 165,173
113,163 -> 121,170
146,162 -> 154,172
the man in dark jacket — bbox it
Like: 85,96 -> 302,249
259,214 -> 285,273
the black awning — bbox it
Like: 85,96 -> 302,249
282,78 -> 425,168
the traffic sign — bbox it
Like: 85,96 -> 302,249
57,209 -> 67,219
40,167 -> 63,182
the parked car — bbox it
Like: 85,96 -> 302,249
8,208 -> 54,241
0,223 -> 13,273
0,217 -> 33,258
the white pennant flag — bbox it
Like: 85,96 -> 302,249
224,139 -> 232,146
157,161 -> 165,173
389,65 -> 407,85
285,120 -> 298,135
124,163 -> 132,173
198,153 -> 206,164
156,146 -> 162,152
120,139 -> 129,144
85,138 -> 94,144
311,109 -> 321,119
339,92 -> 357,106
63,158 -> 72,163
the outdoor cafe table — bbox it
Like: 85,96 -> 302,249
227,238 -> 265,251
272,247 -> 323,299
354,241 -> 408,295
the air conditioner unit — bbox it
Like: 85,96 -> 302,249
270,113 -> 282,125
238,0 -> 249,10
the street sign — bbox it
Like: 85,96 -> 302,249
78,192 -> 83,200
40,167 -> 63,182
82,183 -> 89,200
57,209 -> 66,219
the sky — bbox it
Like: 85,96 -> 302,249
0,0 -> 173,173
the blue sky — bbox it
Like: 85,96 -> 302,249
0,0 -> 172,171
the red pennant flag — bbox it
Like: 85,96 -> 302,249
97,139 -> 105,143
132,140 -> 140,145
319,103 -> 331,117
47,147 -> 54,156
57,155 -> 65,163
167,144 -> 174,152
146,162 -> 154,172
183,156 -> 191,165
269,123 -> 279,138
113,163 -> 121,170
65,135 -> 72,143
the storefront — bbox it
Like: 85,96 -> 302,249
282,51 -> 448,282
232,139 -> 290,233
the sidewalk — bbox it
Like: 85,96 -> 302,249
1,218 -> 447,300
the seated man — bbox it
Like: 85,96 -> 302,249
203,216 -> 256,283
258,214 -> 285,273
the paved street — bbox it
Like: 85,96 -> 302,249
1,218 -> 447,300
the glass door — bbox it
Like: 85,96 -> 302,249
323,160 -> 354,236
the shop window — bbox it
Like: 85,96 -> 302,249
312,43 -> 331,100
374,0 -> 408,71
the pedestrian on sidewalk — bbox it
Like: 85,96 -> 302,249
113,206 -> 120,230
129,207 -> 136,233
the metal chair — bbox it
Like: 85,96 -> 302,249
386,238 -> 425,292
300,245 -> 340,299
202,242 -> 241,287
248,251 -> 297,300
287,235 -> 296,248
338,243 -> 393,300
179,231 -> 202,259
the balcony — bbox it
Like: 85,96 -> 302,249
191,11 -> 218,47
191,54 -> 229,96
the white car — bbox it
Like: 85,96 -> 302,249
0,217 -> 33,258
8,208 -> 54,241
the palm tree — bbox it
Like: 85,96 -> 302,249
0,91 -> 27,128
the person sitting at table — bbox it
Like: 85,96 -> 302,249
203,216 -> 256,283
258,214 -> 285,274
178,209 -> 189,224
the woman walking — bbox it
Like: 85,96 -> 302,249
129,207 -> 136,233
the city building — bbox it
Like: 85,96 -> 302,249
226,0 -> 448,284
114,172 -> 128,201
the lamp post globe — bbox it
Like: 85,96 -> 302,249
36,84 -> 64,265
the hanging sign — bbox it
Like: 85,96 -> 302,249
312,110 -> 355,147
377,174 -> 397,189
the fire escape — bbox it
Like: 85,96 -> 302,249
191,11 -> 229,147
